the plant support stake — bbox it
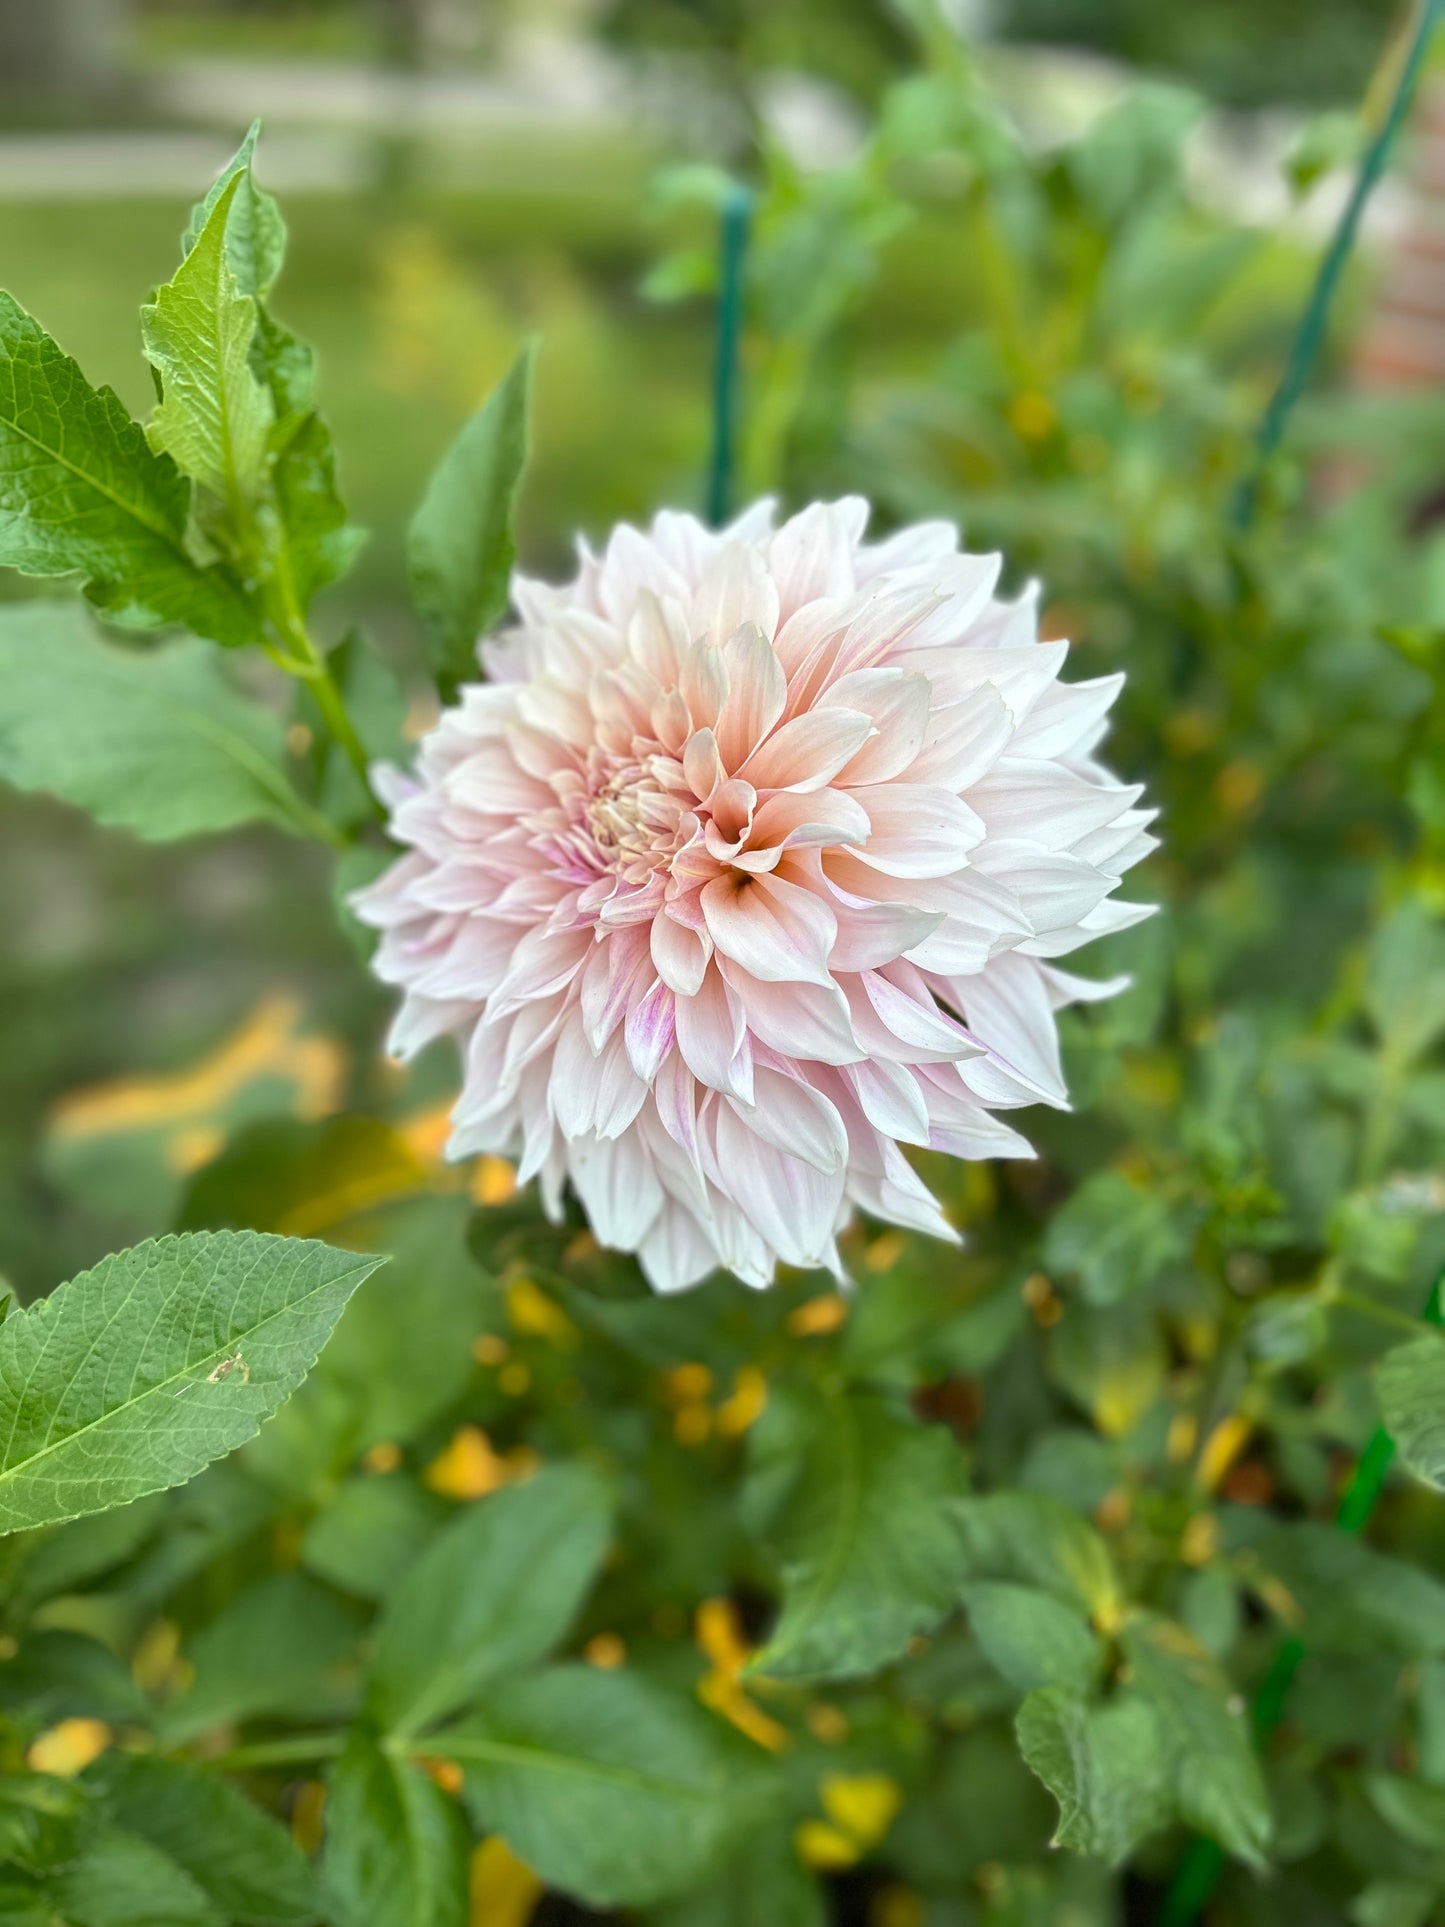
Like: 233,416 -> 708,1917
1162,1270 -> 1445,1926
706,183 -> 754,529
1232,0 -> 1444,528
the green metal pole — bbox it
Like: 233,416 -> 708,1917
706,183 -> 754,529
1161,1275 -> 1445,1925
1233,0 -> 1444,529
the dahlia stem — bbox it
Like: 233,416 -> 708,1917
707,182 -> 754,528
1232,0 -> 1444,530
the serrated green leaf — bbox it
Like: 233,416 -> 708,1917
1120,1615 -> 1271,1866
162,1572 -> 361,1743
955,1491 -> 1121,1618
86,1753 -> 317,1925
369,1463 -> 612,1737
445,1665 -> 772,1908
0,1230 -> 385,1533
0,292 -> 259,646
0,602 -> 333,843
746,1384 -> 969,1682
270,407 -> 363,607
48,1825 -> 220,1927
1042,1169 -> 1187,1306
302,1474 -> 446,1603
1378,1332 -> 1445,1490
1016,1686 -> 1172,1865
1244,1520 -> 1445,1657
182,121 -> 287,300
323,1732 -> 468,1927
144,171 -> 275,525
964,1582 -> 1103,1695
408,341 -> 534,697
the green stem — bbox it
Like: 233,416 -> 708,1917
707,183 -> 754,528
1232,0 -> 1443,529
197,1730 -> 348,1772
1329,1284 -> 1439,1340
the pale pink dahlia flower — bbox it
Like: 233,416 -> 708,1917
356,500 -> 1155,1292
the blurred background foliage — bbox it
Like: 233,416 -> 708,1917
4,2 -> 1445,1925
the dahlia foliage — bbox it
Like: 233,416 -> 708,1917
358,500 -> 1154,1291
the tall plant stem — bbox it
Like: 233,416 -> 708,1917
706,183 -> 754,528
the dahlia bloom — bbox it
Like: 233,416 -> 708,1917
356,500 -> 1155,1292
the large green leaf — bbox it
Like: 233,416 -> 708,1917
964,1581 -> 1103,1696
1042,1170 -> 1187,1306
0,603 -> 330,842
955,1492 -> 1121,1618
161,1572 -> 362,1743
445,1665 -> 771,1908
1016,1686 -> 1172,1865
408,341 -> 534,697
1377,1332 -> 1445,1491
745,1384 -> 969,1681
0,1230 -> 385,1533
47,1825 -> 219,1927
368,1463 -> 612,1737
86,1754 -> 317,1925
143,172 -> 274,522
0,293 -> 258,645
1120,1615 -> 1271,1866
323,1733 -> 468,1927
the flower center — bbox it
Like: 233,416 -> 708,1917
585,761 -> 686,880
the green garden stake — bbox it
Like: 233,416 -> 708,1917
1162,1271 -> 1445,1925
706,183 -> 754,529
1233,0 -> 1444,529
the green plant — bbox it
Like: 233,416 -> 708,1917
0,11 -> 1443,1920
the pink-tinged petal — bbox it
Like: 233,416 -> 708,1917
651,910 -> 712,996
701,872 -> 837,985
569,1130 -> 665,1249
855,518 -> 957,579
939,952 -> 1069,1107
767,500 -> 862,619
486,926 -> 591,1021
716,623 -> 786,770
739,708 -> 875,793
551,1020 -> 649,1140
625,976 -> 677,1081
692,542 -> 781,647
968,761 -> 1144,850
903,642 -> 1068,724
845,1058 -> 931,1146
892,552 -> 1002,648
597,522 -> 690,625
713,1104 -> 846,1268
827,895 -> 944,972
1011,673 -> 1124,760
745,788 -> 870,859
637,1202 -> 722,1294
674,963 -> 754,1100
683,727 -> 725,804
773,595 -> 849,681
907,685 -> 1013,789
828,668 -> 932,784
579,925 -> 650,1049
706,779 -> 757,853
679,639 -> 728,729
786,584 -> 945,713
718,961 -> 864,1066
724,1063 -> 847,1174
847,784 -> 985,878
843,967 -> 976,1063
628,587 -> 691,689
